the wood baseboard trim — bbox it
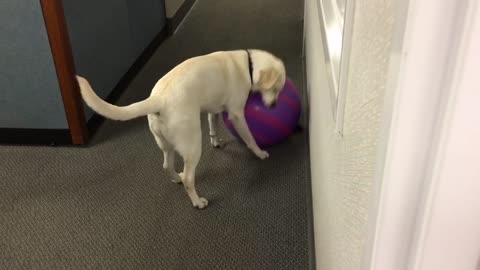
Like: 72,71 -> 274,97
166,0 -> 196,35
86,25 -> 170,137
0,128 -> 72,146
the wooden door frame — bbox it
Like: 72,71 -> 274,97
40,0 -> 87,145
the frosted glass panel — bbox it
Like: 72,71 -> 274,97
318,0 -> 353,132
318,0 -> 347,96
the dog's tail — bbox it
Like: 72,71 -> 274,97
76,76 -> 161,121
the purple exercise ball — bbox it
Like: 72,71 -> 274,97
223,78 -> 301,147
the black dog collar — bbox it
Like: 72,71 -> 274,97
246,50 -> 253,87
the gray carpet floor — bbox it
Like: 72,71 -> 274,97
0,0 -> 312,269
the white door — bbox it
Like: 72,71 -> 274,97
365,1 -> 480,270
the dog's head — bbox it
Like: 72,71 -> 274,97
251,51 -> 286,108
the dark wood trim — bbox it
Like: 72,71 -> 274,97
166,0 -> 196,35
4,2 -> 170,146
0,128 -> 72,146
0,22 -> 169,146
40,0 -> 88,145
86,26 -> 170,137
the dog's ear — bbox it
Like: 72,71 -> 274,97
257,68 -> 279,90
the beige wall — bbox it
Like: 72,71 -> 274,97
305,0 -> 395,269
164,0 -> 185,18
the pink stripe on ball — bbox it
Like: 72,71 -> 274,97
223,78 -> 301,147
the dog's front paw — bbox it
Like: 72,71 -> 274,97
171,172 -> 185,184
171,176 -> 182,184
210,136 -> 225,148
193,197 -> 209,209
255,150 -> 269,160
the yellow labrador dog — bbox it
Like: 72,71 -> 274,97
77,49 -> 286,209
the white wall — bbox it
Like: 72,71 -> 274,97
412,4 -> 480,268
305,0 -> 395,269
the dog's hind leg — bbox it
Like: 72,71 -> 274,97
161,147 -> 182,184
148,116 -> 182,184
208,113 -> 224,148
174,119 -> 208,209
